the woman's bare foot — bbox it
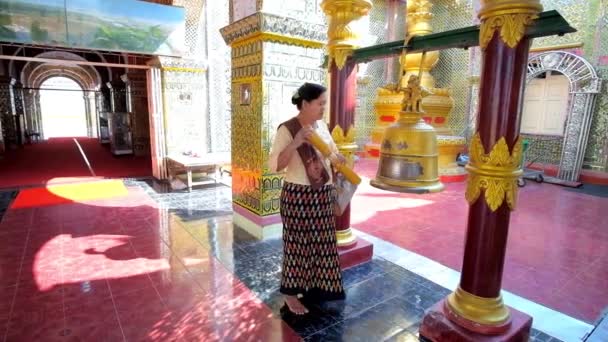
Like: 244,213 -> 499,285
285,295 -> 308,315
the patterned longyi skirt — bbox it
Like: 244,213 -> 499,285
279,182 -> 345,301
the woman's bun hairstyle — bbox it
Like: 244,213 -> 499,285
291,82 -> 327,110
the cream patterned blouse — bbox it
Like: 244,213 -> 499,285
268,119 -> 338,186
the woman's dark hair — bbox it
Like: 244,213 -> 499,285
291,82 -> 327,109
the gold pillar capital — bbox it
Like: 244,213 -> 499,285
321,0 -> 373,69
406,0 -> 434,36
478,0 -> 543,49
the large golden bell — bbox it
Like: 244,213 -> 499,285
370,106 -> 444,194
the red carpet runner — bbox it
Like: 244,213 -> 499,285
0,138 -> 151,189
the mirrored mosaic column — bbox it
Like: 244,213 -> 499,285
221,1 -> 327,239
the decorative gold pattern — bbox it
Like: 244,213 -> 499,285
479,13 -> 537,49
331,124 -> 356,145
332,49 -> 354,70
331,124 -> 358,169
478,0 -> 543,50
232,32 -> 325,49
225,12 -> 328,216
321,0 -> 373,69
437,136 -> 466,146
446,287 -> 510,325
465,133 -> 523,211
230,37 -> 264,214
231,40 -> 263,82
220,12 -> 326,47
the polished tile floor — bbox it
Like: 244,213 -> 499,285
0,179 -> 568,341
353,158 -> 608,323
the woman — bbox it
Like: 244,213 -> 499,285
268,82 -> 346,315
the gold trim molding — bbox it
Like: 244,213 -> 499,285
530,42 -> 583,52
336,228 -> 357,247
478,0 -> 543,50
465,132 -> 523,211
220,12 -> 326,47
446,287 -> 510,326
231,32 -> 325,49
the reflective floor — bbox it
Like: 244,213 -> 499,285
353,158 -> 608,324
0,179 -> 568,341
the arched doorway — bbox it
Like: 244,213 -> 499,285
525,51 -> 601,182
39,77 -> 88,138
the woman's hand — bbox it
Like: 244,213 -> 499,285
292,126 -> 314,148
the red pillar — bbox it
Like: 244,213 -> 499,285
329,60 -> 357,238
329,61 -> 357,134
329,60 -> 373,268
420,0 -> 543,340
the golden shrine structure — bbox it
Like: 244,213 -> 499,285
364,0 -> 467,182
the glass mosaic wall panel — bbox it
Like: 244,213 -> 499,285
430,0 -> 474,137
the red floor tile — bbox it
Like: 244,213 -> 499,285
0,183 -> 301,340
8,169 -> 603,338
354,158 -> 608,323
4,303 -> 65,341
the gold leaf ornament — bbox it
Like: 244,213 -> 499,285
465,133 -> 523,211
480,13 -> 538,49
478,1 -> 543,50
331,125 -> 345,144
331,124 -> 356,144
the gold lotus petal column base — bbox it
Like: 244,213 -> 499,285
336,228 -> 357,247
444,287 -> 512,334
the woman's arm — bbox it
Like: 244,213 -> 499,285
269,125 -> 313,172
275,141 -> 299,171
268,126 -> 292,173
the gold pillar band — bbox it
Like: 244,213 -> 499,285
446,287 -> 511,326
465,133 -> 523,211
336,227 -> 357,247
478,0 -> 543,49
